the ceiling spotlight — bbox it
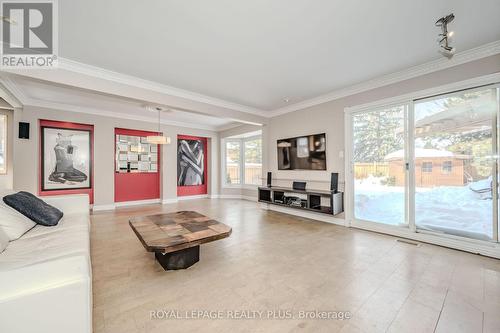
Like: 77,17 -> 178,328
435,13 -> 455,58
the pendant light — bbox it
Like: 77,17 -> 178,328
147,107 -> 171,145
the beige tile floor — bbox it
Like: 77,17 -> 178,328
91,199 -> 500,333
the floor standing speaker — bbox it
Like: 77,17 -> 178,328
267,172 -> 272,187
330,172 -> 339,193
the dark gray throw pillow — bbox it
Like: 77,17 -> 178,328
3,191 -> 63,226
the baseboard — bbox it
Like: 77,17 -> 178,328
350,220 -> 500,259
177,194 -> 209,201
162,198 -> 179,204
115,199 -> 161,207
92,198 -> 161,211
241,195 -> 258,202
263,203 -> 346,226
91,204 -> 116,211
217,194 -> 243,199
216,194 -> 258,202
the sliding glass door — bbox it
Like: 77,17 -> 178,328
352,104 -> 408,226
414,87 -> 498,241
348,83 -> 499,244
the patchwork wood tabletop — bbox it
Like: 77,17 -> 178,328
129,211 -> 232,253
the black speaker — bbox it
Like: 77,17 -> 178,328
293,181 -> 306,191
19,122 -> 30,139
267,172 -> 272,187
330,172 -> 339,193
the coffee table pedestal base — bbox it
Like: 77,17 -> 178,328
155,246 -> 200,270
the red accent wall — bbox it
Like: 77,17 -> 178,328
177,135 -> 208,197
39,119 -> 94,203
114,128 -> 161,203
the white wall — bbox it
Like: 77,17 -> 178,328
265,54 -> 500,192
8,54 -> 500,205
12,106 -> 219,206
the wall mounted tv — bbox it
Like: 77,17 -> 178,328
277,133 -> 327,170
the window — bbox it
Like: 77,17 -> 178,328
352,104 -> 406,226
223,134 -> 262,186
225,140 -> 241,185
422,162 -> 432,173
348,82 -> 499,244
244,138 -> 262,185
442,161 -> 452,173
0,115 -> 6,174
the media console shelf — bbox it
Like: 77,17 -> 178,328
258,186 -> 343,216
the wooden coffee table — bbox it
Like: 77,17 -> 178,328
129,211 -> 232,270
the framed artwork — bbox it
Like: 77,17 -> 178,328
41,126 -> 92,191
177,138 -> 205,186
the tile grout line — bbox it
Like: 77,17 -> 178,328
383,252 -> 434,333
432,288 -> 450,333
432,261 -> 456,333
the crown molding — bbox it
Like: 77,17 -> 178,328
3,40 -> 499,121
270,40 -> 500,117
0,75 -> 29,106
57,58 -> 267,117
23,98 -> 221,131
214,122 -> 247,132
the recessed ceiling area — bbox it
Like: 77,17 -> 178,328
9,76 -> 239,130
59,0 -> 500,110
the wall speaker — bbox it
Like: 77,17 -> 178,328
267,172 -> 272,187
293,181 -> 306,191
330,172 -> 339,193
18,122 -> 30,139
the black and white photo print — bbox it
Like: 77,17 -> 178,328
177,139 -> 204,186
42,127 -> 91,190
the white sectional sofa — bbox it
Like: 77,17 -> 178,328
0,194 -> 92,333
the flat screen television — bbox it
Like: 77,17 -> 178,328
277,133 -> 326,170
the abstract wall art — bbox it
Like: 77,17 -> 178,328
177,138 -> 205,186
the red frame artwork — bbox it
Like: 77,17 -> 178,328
114,128 -> 161,203
177,135 -> 208,197
39,119 -> 94,203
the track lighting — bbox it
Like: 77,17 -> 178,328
435,13 -> 455,58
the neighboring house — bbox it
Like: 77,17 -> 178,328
385,148 -> 470,187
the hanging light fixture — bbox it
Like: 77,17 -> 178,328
147,106 -> 171,145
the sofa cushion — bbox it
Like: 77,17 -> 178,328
0,224 -> 90,271
21,214 -> 89,240
3,191 -> 63,226
0,191 -> 36,241
0,227 -> 9,253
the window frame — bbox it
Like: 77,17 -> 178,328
223,138 -> 242,186
422,161 -> 433,173
222,134 -> 262,188
345,74 -> 500,251
442,160 -> 452,173
0,114 -> 7,175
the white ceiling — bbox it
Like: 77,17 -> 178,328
11,76 -> 238,130
58,0 -> 500,111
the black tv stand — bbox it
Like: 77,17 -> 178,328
258,186 -> 343,216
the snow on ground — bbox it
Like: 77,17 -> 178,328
354,176 -> 493,240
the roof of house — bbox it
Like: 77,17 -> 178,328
385,148 -> 470,161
